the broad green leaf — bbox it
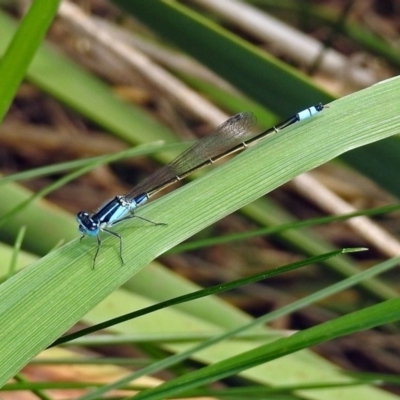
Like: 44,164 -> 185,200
0,77 -> 399,385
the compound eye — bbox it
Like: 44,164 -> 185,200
76,212 -> 99,234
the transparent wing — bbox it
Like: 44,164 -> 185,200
125,111 -> 256,200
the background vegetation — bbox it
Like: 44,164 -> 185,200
1,1 -> 400,399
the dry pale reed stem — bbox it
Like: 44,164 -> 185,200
59,1 -> 228,126
292,173 -> 400,257
190,0 -> 383,89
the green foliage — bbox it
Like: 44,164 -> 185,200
1,2 -> 400,399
